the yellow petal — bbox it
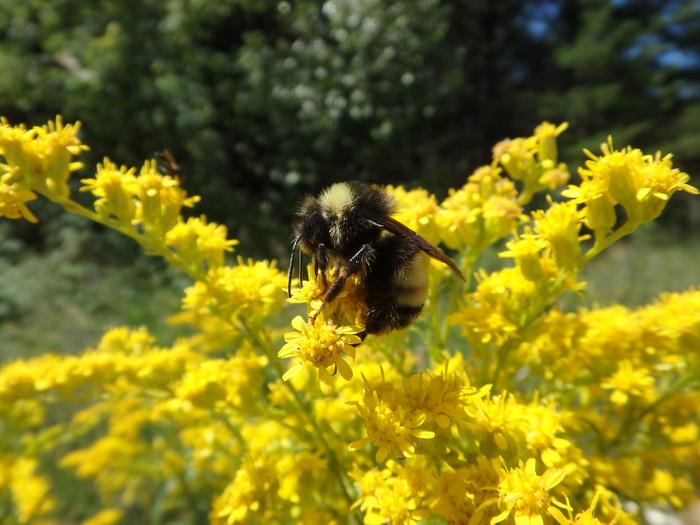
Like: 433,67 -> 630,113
435,414 -> 451,428
490,509 -> 511,525
376,444 -> 390,463
348,437 -> 371,451
336,357 -> 353,381
282,363 -> 303,382
411,429 -> 435,439
636,187 -> 651,200
278,344 -> 300,358
291,315 -> 306,331
547,506 -> 570,525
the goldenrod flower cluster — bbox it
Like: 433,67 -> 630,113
0,117 -> 698,524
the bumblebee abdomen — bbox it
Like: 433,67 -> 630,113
365,251 -> 430,334
366,302 -> 424,334
394,252 -> 429,306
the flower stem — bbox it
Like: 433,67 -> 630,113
237,318 -> 360,519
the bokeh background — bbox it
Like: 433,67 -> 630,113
1,0 -> 700,360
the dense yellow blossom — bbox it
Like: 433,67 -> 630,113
1,116 -> 698,524
0,182 -> 38,221
280,314 -> 362,391
387,184 -> 442,244
182,257 -> 287,323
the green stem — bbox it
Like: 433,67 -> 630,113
584,221 -> 638,263
49,194 -> 201,280
237,318 -> 359,518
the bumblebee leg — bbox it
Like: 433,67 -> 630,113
311,244 -> 375,321
315,243 -> 329,289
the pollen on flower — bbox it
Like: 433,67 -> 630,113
279,314 -> 361,391
288,262 -> 368,329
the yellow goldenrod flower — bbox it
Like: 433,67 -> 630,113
578,138 -> 697,224
429,457 -> 500,523
355,463 -> 430,525
212,451 -> 331,524
165,216 -> 239,272
176,353 -> 267,411
488,458 -> 568,525
562,179 -> 616,240
80,158 -> 138,223
0,182 -> 37,222
493,122 -> 570,201
532,200 -> 586,271
601,360 -> 656,406
349,374 -> 436,461
437,165 -> 522,251
211,455 -> 278,524
539,161 -> 571,190
133,159 -> 200,237
402,358 -> 466,429
0,116 -> 87,199
81,508 -> 124,525
288,262 -> 368,330
547,492 -> 619,525
279,314 -> 361,390
495,137 -> 536,182
183,258 -> 286,322
499,233 -> 550,282
9,457 -> 56,523
387,185 -> 442,244
534,121 -> 569,163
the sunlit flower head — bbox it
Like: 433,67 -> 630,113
0,183 -> 37,222
387,185 -> 442,244
80,158 -> 138,223
532,201 -> 586,271
349,374 -> 435,462
0,116 -> 87,199
279,314 -> 361,391
579,137 -> 697,223
600,359 -> 656,406
165,216 -> 239,271
134,159 -> 200,235
499,233 -> 550,282
490,458 -> 567,525
183,258 -> 286,322
534,121 -> 568,163
288,262 -> 368,329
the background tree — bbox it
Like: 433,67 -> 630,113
0,0 -> 698,256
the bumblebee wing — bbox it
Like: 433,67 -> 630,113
370,216 -> 465,281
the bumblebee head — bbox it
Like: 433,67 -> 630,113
294,196 -> 332,255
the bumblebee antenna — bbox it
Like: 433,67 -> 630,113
287,236 -> 301,297
297,247 -> 303,289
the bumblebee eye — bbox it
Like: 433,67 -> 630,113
302,210 -> 331,247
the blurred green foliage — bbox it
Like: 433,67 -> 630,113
0,0 -> 698,256
0,221 -> 189,361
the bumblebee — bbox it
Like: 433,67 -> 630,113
288,182 -> 464,335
